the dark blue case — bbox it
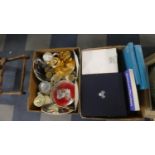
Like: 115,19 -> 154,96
81,73 -> 128,118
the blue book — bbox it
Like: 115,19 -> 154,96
124,69 -> 140,111
134,45 -> 150,90
123,42 -> 141,86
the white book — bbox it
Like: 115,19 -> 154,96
82,48 -> 118,75
125,69 -> 140,111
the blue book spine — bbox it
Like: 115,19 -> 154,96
124,70 -> 135,111
123,42 -> 141,86
134,45 -> 150,90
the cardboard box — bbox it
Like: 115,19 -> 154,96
78,46 -> 150,120
27,47 -> 81,112
28,46 -> 152,120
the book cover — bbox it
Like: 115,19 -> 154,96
134,45 -> 150,90
82,48 -> 118,75
123,42 -> 141,86
124,69 -> 140,111
81,73 -> 128,117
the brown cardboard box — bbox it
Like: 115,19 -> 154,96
78,46 -> 150,120
27,47 -> 81,113
27,46 -> 152,120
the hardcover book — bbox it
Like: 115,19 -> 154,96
81,73 -> 128,118
134,45 -> 150,90
123,43 -> 141,86
82,48 -> 118,75
124,69 -> 140,111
